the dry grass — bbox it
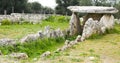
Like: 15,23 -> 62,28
37,24 -> 120,63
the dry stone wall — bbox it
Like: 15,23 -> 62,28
0,13 -> 51,23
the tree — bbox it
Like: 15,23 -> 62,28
114,2 -> 120,18
92,0 -> 111,6
55,0 -> 80,15
0,0 -> 28,14
79,0 -> 92,6
30,2 -> 42,13
43,7 -> 54,14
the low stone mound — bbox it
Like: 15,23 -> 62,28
9,53 -> 28,59
0,38 -> 16,45
20,26 -> 65,43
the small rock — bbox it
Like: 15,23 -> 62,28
54,49 -> 61,53
9,53 -> 28,59
69,41 -> 76,46
20,33 -> 39,43
61,45 -> 68,51
0,38 -> 16,45
40,51 -> 51,58
38,30 -> 44,38
65,40 -> 70,45
89,56 -> 95,60
75,35 -> 81,42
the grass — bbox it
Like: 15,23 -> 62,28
40,24 -> 120,63
0,37 -> 65,58
0,21 -> 69,39
0,15 -> 70,59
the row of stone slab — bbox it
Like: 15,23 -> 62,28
0,26 -> 67,45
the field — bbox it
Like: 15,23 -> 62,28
38,24 -> 120,63
0,15 -> 120,63
0,15 -> 70,59
0,21 -> 69,39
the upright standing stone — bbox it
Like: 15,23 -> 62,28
99,14 -> 114,29
69,12 -> 81,35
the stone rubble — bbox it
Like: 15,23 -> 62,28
40,51 -> 51,58
0,38 -> 16,45
0,13 -> 50,24
20,33 -> 40,43
54,35 -> 82,53
9,53 -> 28,59
20,26 -> 65,43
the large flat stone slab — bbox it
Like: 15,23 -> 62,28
67,6 -> 118,13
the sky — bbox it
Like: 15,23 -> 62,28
28,0 -> 57,9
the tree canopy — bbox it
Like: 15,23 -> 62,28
0,0 -> 54,14
55,0 -> 80,15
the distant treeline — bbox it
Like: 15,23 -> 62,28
55,0 -> 120,18
0,0 -> 120,18
0,0 -> 54,14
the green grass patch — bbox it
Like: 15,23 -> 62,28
0,37 -> 65,58
0,17 -> 69,39
0,15 -> 70,59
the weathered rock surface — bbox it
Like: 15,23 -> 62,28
55,35 -> 82,53
20,34 -> 40,43
81,18 -> 100,41
0,38 -> 16,45
67,6 -> 118,13
69,12 -> 81,35
100,14 -> 114,29
43,26 -> 65,38
40,51 -> 51,58
9,53 -> 28,59
20,26 -> 65,43
0,13 -> 50,24
81,14 -> 115,41
75,35 -> 81,42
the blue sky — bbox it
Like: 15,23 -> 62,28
28,0 -> 57,9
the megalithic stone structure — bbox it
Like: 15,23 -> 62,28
67,6 -> 118,36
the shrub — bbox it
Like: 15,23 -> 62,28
1,19 -> 11,25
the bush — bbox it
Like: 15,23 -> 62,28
1,19 -> 11,25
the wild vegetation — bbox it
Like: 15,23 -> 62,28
0,15 -> 70,59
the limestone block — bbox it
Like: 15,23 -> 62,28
69,12 -> 81,35
99,14 -> 114,29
